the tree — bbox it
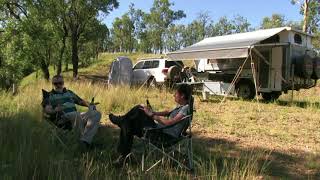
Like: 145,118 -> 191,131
128,3 -> 151,53
64,0 -> 119,78
232,15 -> 251,33
197,11 -> 211,39
145,0 -> 185,53
261,14 -> 286,29
165,24 -> 184,51
112,14 -> 135,52
212,16 -> 235,36
0,0 -> 55,80
291,0 -> 320,33
79,19 -> 109,65
182,21 -> 205,47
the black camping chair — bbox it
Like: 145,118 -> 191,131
140,96 -> 194,172
41,89 -> 71,149
41,89 -> 72,130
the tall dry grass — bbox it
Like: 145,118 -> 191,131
0,80 -> 270,179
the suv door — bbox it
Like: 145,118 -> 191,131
132,61 -> 145,84
133,60 -> 160,84
140,60 -> 158,83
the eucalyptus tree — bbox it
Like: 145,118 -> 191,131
145,0 -> 185,53
291,0 -> 320,33
63,0 -> 119,78
112,14 -> 135,52
261,14 -> 286,29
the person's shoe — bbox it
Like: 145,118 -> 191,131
109,113 -> 122,126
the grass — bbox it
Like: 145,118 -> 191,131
20,52 -> 162,87
0,80 -> 271,179
1,52 -> 320,179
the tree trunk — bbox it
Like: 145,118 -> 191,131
65,63 -> 69,71
71,32 -> 79,79
57,34 -> 67,75
303,0 -> 309,33
40,59 -> 50,80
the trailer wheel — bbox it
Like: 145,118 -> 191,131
235,80 -> 255,100
261,92 -> 281,101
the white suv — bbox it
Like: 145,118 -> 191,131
132,58 -> 184,86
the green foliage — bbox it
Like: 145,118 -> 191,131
165,24 -> 185,51
111,14 -> 135,52
232,15 -> 252,33
261,14 -> 286,29
0,0 -> 118,88
291,0 -> 320,33
144,0 -> 186,53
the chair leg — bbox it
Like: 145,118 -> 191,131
187,138 -> 193,171
141,141 -> 146,171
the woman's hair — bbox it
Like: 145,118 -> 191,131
176,84 -> 192,101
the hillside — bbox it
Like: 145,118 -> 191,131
1,53 -> 319,179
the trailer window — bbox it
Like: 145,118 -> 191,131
294,34 -> 302,44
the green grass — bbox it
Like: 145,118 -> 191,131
1,52 -> 320,179
20,52 -> 162,87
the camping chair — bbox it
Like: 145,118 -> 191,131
140,96 -> 194,172
41,89 -> 73,149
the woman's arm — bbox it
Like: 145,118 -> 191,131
152,113 -> 184,126
140,106 -> 185,126
153,110 -> 170,116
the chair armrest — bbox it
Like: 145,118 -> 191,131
143,115 -> 192,133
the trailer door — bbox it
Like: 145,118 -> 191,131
270,47 -> 283,91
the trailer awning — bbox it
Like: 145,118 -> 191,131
167,27 -> 291,60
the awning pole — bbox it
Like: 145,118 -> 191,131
250,52 -> 260,111
220,49 -> 251,103
291,64 -> 295,105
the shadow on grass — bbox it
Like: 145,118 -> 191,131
193,133 -> 320,179
95,126 -> 320,179
272,100 -> 320,109
1,111 -> 319,179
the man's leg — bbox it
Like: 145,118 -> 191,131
63,111 -> 85,134
80,110 -> 101,144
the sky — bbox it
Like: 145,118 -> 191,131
102,0 -> 303,28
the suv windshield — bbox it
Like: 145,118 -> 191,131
165,61 -> 184,68
134,61 -> 144,69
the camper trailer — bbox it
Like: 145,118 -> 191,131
167,27 -> 320,100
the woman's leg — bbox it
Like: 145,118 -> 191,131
114,105 -> 156,156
